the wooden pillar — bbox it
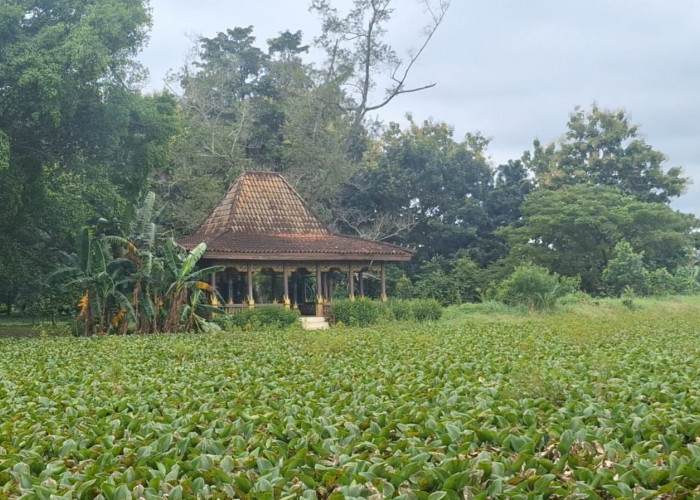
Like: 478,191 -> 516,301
227,274 -> 234,305
283,264 -> 290,309
247,262 -> 254,308
293,274 -> 299,306
348,265 -> 355,301
328,272 -> 334,303
380,262 -> 387,302
358,271 -> 365,297
210,272 -> 219,306
302,274 -> 307,303
315,263 -> 323,317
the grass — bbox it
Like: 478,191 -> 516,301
0,316 -> 42,338
1,297 -> 700,498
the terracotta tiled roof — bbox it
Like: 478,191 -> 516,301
196,172 -> 329,236
182,172 -> 413,261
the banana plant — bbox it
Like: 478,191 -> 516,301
51,227 -> 135,335
162,239 -> 223,332
102,192 -> 165,333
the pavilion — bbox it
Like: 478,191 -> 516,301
180,172 -> 413,317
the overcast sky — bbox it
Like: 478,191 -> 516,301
138,0 -> 700,216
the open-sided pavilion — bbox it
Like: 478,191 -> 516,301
180,172 -> 413,317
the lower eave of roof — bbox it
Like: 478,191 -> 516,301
201,251 -> 413,262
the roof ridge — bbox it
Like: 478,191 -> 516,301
274,173 -> 331,234
228,174 -> 245,233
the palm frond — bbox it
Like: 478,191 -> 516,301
102,235 -> 131,248
136,192 -> 156,235
47,266 -> 82,283
163,239 -> 181,278
145,222 -> 156,249
113,291 -> 136,323
182,243 -> 207,278
186,265 -> 225,283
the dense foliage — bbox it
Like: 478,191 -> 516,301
0,0 -> 177,314
496,264 -> 579,310
1,0 -> 699,318
2,300 -> 700,497
50,194 -> 223,334
213,307 -> 301,330
331,298 -> 443,326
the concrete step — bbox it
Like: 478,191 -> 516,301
299,316 -> 330,330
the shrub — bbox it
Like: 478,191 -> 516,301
672,266 -> 700,295
602,241 -> 651,296
410,299 -> 443,322
395,275 -> 415,300
331,298 -> 383,327
648,268 -> 676,296
443,301 -> 526,321
497,263 -> 578,310
34,321 -> 74,338
413,260 -> 458,306
214,307 -> 300,330
557,291 -> 593,306
451,258 -> 483,303
388,300 -> 413,321
408,258 -> 491,306
255,307 -> 301,327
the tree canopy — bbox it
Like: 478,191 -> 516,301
523,105 -> 688,203
1,1 -> 698,319
502,184 -> 697,293
0,0 -> 176,312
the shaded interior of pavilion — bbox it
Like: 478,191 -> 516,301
208,262 -> 389,317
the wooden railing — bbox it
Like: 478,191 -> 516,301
297,303 -> 316,316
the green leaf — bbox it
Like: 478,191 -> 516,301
442,471 -> 469,491
113,484 -> 131,500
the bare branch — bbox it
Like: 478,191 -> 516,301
333,206 -> 416,242
311,0 -> 450,146
364,83 -> 436,112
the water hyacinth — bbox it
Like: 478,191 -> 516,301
1,301 -> 700,498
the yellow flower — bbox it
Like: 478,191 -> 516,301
111,308 -> 126,327
77,293 -> 89,320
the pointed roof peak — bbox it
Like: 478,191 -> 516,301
195,171 -> 330,237
182,171 -> 413,261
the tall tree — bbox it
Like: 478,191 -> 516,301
310,0 -> 450,153
156,27 -> 353,234
0,0 -> 176,311
523,105 -> 688,203
338,120 -> 494,265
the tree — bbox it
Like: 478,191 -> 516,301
0,1 -> 176,310
523,105 -> 688,203
337,120 -> 494,265
484,160 -> 534,229
156,26 -> 353,234
51,227 -> 134,336
502,185 -> 697,293
310,0 -> 450,152
51,194 -> 223,334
